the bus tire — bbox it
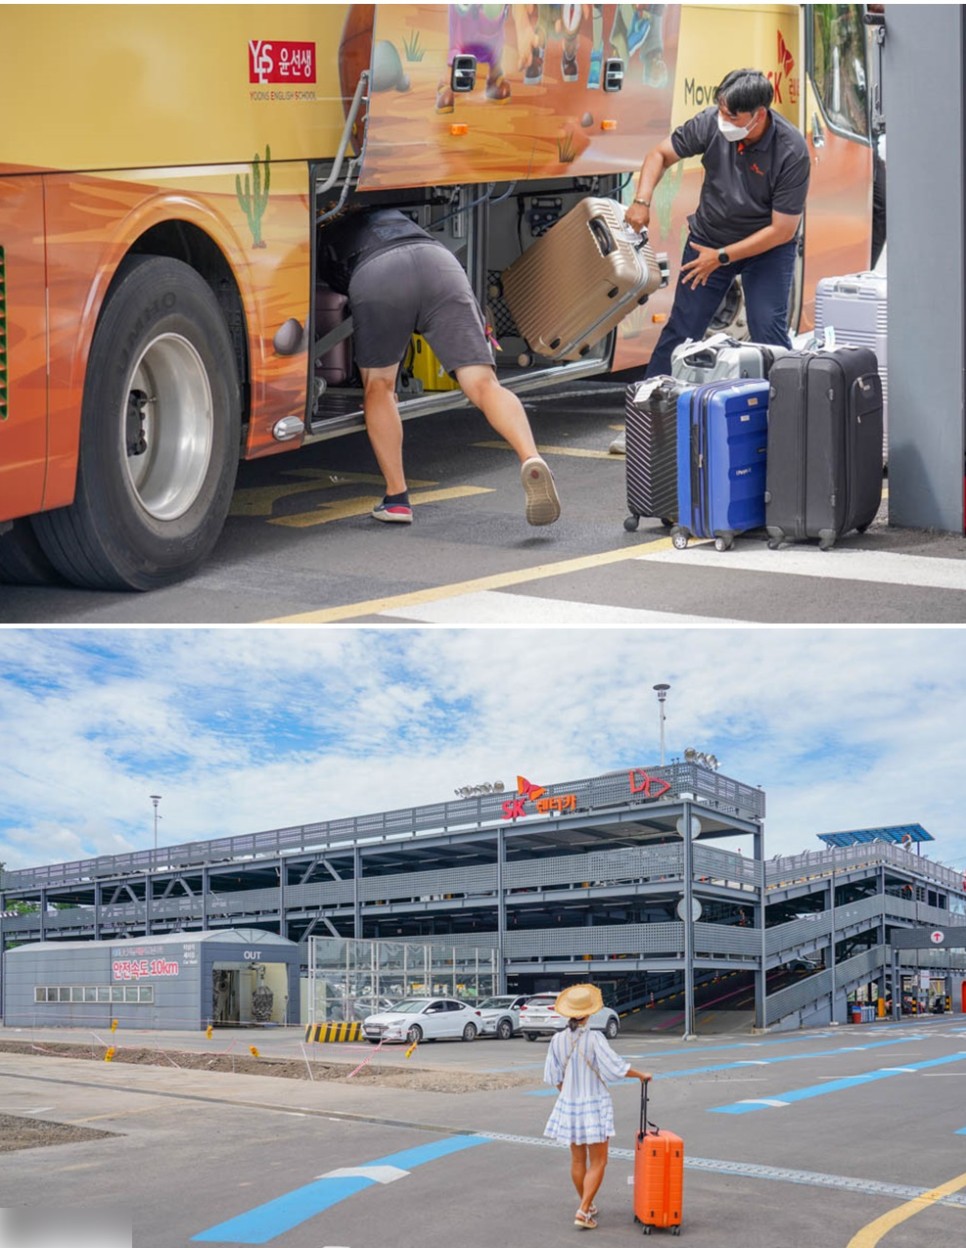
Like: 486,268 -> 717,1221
0,519 -> 68,586
33,255 -> 241,591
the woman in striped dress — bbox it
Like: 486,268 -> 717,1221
543,984 -> 651,1230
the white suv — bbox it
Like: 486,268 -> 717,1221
518,992 -> 620,1041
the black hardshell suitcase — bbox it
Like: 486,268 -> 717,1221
624,376 -> 691,532
765,346 -> 883,550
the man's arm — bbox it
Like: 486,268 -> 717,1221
625,137 -> 681,234
679,209 -> 801,288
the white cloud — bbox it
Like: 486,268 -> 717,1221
0,628 -> 964,875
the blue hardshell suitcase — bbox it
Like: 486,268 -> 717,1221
672,379 -> 770,551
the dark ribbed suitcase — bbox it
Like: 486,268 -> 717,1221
501,197 -> 662,361
765,347 -> 883,550
672,379 -> 770,551
315,284 -> 354,385
624,376 -> 691,532
634,1081 -> 684,1235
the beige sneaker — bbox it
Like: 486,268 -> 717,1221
520,456 -> 561,526
608,429 -> 626,455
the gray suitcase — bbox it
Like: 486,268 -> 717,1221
671,333 -> 789,384
813,272 -> 888,461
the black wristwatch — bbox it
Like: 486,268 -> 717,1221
717,249 -> 731,265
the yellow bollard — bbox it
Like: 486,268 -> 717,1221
110,1018 -> 118,1034
877,997 -> 886,1019
405,1039 -> 418,1059
104,1046 -> 116,1062
249,1045 -> 260,1058
206,1025 -> 213,1040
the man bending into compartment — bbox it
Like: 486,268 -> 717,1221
317,207 -> 560,526
611,68 -> 809,454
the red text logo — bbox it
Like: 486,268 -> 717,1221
628,769 -> 672,800
502,775 -> 577,820
248,40 -> 316,84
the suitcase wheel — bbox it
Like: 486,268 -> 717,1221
767,538 -> 783,551
660,518 -> 674,530
671,528 -> 689,551
714,533 -> 734,552
818,532 -> 837,551
642,1227 -> 652,1236
624,514 -> 641,532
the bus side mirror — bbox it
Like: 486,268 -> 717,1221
451,55 -> 478,93
603,58 -> 625,92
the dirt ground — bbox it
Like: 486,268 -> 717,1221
0,1038 -> 534,1093
0,1111 -> 117,1154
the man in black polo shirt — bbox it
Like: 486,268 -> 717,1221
625,67 -> 810,385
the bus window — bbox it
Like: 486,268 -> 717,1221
810,4 -> 870,140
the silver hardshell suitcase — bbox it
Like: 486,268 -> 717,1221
671,332 -> 789,384
501,197 -> 662,361
813,272 -> 888,461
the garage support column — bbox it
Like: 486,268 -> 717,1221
883,6 -> 965,531
201,866 -> 209,931
682,802 -> 696,1040
754,827 -> 765,1031
496,826 -> 506,993
278,858 -> 287,940
353,847 -> 362,939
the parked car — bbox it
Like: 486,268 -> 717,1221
518,992 -> 621,1040
362,997 -> 483,1044
475,993 -> 531,1040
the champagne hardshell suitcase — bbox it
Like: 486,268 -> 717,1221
624,376 -> 691,532
634,1081 -> 684,1235
672,379 -> 770,551
813,272 -> 888,460
671,332 -> 790,384
764,347 -> 883,550
501,197 -> 662,361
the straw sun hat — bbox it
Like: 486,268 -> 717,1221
554,983 -> 604,1019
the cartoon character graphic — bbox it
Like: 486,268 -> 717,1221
437,4 -> 512,113
514,4 -> 587,86
606,5 -> 668,87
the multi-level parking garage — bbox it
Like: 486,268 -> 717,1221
2,763 -> 965,1030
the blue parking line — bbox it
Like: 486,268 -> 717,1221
710,1051 -> 966,1114
525,1035 -> 919,1095
192,1136 -> 489,1244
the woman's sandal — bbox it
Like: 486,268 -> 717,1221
574,1209 -> 598,1229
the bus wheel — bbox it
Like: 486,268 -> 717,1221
33,255 -> 241,591
0,519 -> 68,586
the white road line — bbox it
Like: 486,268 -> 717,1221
378,590 -> 740,624
643,545 -> 966,590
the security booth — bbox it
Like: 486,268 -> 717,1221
2,928 -> 300,1031
889,926 -> 966,1020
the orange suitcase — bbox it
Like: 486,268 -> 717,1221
633,1082 -> 683,1235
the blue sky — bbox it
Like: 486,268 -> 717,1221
1,627 -> 965,877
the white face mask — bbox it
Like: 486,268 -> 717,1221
717,112 -> 755,142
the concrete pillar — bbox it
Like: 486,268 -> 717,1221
884,6 -> 965,531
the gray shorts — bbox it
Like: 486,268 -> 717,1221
348,242 -> 494,373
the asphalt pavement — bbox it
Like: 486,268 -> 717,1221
1,1014 -> 964,1248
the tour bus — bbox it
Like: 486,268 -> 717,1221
0,3 -> 879,590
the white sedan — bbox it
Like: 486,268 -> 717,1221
362,997 -> 483,1044
475,993 -> 532,1039
518,992 -> 621,1040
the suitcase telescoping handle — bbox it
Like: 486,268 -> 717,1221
638,1076 -> 657,1140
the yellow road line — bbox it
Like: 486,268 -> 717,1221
846,1169 -> 966,1247
269,486 -> 492,529
231,470 -> 439,520
474,441 -> 618,460
269,535 -> 679,623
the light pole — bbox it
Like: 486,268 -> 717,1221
653,684 -> 670,766
150,794 -> 162,854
